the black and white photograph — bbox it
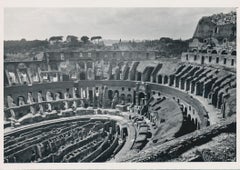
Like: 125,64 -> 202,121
1,0 -> 239,168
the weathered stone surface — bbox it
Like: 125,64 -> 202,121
120,117 -> 236,162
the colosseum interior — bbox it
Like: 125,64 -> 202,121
3,10 -> 236,163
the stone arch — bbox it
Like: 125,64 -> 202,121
46,91 -> 54,101
114,90 -> 119,97
138,92 -> 145,105
201,56 -> 205,64
108,90 -> 113,100
86,62 -> 93,68
231,50 -> 236,56
7,95 -> 16,108
223,38 -> 228,43
192,48 -> 198,53
118,62 -> 124,68
79,72 -> 86,80
55,92 -> 63,100
158,75 -> 162,84
17,63 -> 27,69
191,118 -> 196,130
120,94 -> 126,104
164,75 -> 168,84
17,96 -> 26,106
203,39 -> 209,43
184,106 -> 188,116
187,114 -> 191,122
221,50 -> 228,55
217,92 -> 224,109
212,50 -> 217,54
127,94 -> 132,103
115,67 -> 120,80
78,62 -> 85,70
29,63 -> 39,83
87,68 -> 94,80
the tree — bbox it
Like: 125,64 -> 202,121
49,36 -> 63,43
91,36 -> 102,44
95,36 -> 102,44
81,36 -> 89,44
91,36 -> 97,41
66,35 -> 78,42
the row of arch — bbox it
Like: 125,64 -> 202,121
191,48 -> 236,56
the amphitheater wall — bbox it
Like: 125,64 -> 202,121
181,52 -> 236,68
4,81 -> 75,105
5,80 -> 208,127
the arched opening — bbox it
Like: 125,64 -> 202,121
231,51 -> 236,56
88,90 -> 93,103
86,62 -> 93,68
55,92 -> 63,100
212,50 -> 217,54
164,76 -> 168,84
187,114 -> 191,122
118,62 -> 124,68
127,94 -> 132,103
114,90 -> 119,97
138,92 -> 145,105
192,49 -> 198,53
108,90 -> 113,100
46,91 -> 54,101
87,68 -> 94,80
221,50 -> 228,55
74,87 -> 79,98
158,75 -> 162,84
79,72 -> 86,80
184,107 -> 188,116
115,67 -> 120,80
201,56 -> 205,64
191,118 -> 196,130
78,62 -> 85,70
137,72 -> 142,81
120,94 -> 126,104
217,92 -> 224,109
17,96 -> 26,106
7,95 -> 16,107
195,118 -> 198,130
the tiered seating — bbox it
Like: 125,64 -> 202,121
164,63 -> 236,116
147,95 -> 183,143
128,116 -> 152,150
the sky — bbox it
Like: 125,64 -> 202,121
4,8 -> 235,41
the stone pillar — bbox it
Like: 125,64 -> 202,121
37,67 -> 43,83
86,87 -> 89,99
194,82 -> 199,95
102,86 -> 106,108
180,78 -> 185,90
16,69 -> 22,85
92,87 -> 96,108
5,69 -> 12,86
84,62 -> 87,72
80,88 -> 83,99
135,92 -> 139,106
26,68 -> 32,84
174,77 -> 178,88
72,87 -> 76,98
191,82 -> 195,94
